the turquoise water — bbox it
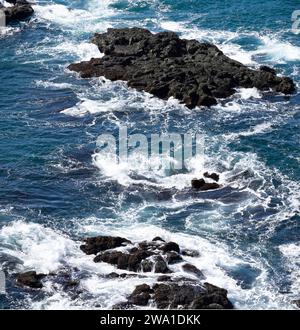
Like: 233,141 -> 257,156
0,0 -> 299,309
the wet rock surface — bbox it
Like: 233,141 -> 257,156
84,235 -> 233,309
126,280 -> 233,309
1,0 -> 34,24
68,28 -> 295,108
14,234 -> 234,310
204,172 -> 220,182
182,263 -> 205,279
16,271 -> 46,289
80,236 -> 131,255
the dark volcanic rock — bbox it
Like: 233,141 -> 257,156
182,249 -> 200,257
68,28 -> 296,108
191,178 -> 206,189
128,284 -> 153,306
80,236 -> 131,255
160,241 -> 180,253
203,172 -> 220,182
157,275 -> 172,282
182,263 -> 205,279
191,283 -> 233,309
191,178 -> 220,191
152,236 -> 165,242
125,281 -> 233,309
2,1 -> 34,24
128,250 -> 153,272
94,250 -> 130,270
153,256 -> 171,273
94,249 -> 154,272
166,251 -> 182,264
16,271 -> 46,289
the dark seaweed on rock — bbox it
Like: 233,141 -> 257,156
68,28 -> 296,108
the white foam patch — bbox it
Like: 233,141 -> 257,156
53,41 -> 101,61
35,80 -> 74,90
33,4 -> 92,25
61,78 -> 187,117
0,26 -> 20,37
253,36 -> 300,64
62,99 -> 112,117
0,221 -> 76,273
33,1 -> 115,32
222,122 -> 273,141
279,243 -> 300,296
238,88 -> 262,100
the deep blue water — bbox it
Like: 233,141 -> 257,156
0,0 -> 299,309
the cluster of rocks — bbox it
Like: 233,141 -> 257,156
68,28 -> 296,108
16,271 -> 46,289
191,171 -> 220,191
0,0 -> 34,25
122,281 -> 233,309
15,235 -> 234,309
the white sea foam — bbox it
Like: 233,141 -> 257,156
222,122 -> 273,141
253,35 -> 300,64
0,221 -> 76,273
159,20 -> 300,66
62,98 -> 114,117
35,80 -> 74,90
33,1 -> 115,32
53,41 -> 101,61
279,243 -> 300,297
238,88 -> 262,100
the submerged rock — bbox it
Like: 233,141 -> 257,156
182,263 -> 205,279
16,271 -> 46,289
1,0 -> 34,24
68,28 -> 295,108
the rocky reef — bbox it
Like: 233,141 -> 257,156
68,28 -> 296,108
1,0 -> 34,24
15,235 -> 233,310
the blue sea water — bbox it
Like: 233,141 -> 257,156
0,0 -> 299,309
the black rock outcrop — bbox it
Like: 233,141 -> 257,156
68,28 -> 296,108
16,271 -> 46,289
1,0 -> 34,24
126,280 -> 233,309
80,236 -> 131,255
